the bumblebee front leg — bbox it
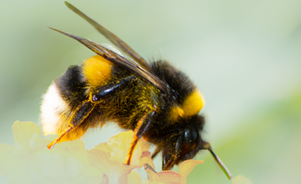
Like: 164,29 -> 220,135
162,132 -> 184,170
125,109 -> 157,165
47,101 -> 95,149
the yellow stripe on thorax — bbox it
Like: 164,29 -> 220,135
182,90 -> 204,117
83,55 -> 113,87
169,90 -> 205,120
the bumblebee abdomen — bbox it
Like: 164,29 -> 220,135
41,83 -> 69,135
55,65 -> 87,108
41,65 -> 87,135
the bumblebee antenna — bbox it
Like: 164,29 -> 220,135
205,144 -> 232,180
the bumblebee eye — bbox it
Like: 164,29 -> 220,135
184,127 -> 198,144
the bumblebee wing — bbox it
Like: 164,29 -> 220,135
49,27 -> 169,95
65,1 -> 151,72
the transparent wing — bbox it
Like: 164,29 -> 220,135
65,1 -> 151,72
49,27 -> 169,95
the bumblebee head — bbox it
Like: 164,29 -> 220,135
162,115 -> 231,180
175,115 -> 206,164
162,115 -> 205,168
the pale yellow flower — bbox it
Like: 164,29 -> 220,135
0,121 -> 219,184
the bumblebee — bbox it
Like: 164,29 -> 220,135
41,2 -> 231,179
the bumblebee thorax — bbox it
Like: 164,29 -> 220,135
150,60 -> 205,121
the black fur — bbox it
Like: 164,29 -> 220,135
150,60 -> 195,105
55,65 -> 87,109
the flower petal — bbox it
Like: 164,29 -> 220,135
106,131 -> 148,165
179,159 -> 204,183
157,170 -> 182,184
88,148 -> 140,184
144,163 -> 161,183
0,143 -> 25,179
12,121 -> 42,154
139,151 -> 156,169
128,170 -> 142,184
94,142 -> 112,153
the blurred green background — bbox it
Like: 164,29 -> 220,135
1,0 -> 301,183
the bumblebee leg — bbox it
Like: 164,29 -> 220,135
47,101 -> 95,149
151,146 -> 162,159
144,163 -> 157,173
47,126 -> 75,149
91,76 -> 137,101
162,154 -> 178,170
162,132 -> 184,170
124,109 -> 156,165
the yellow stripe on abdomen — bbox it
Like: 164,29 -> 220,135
83,55 -> 113,86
